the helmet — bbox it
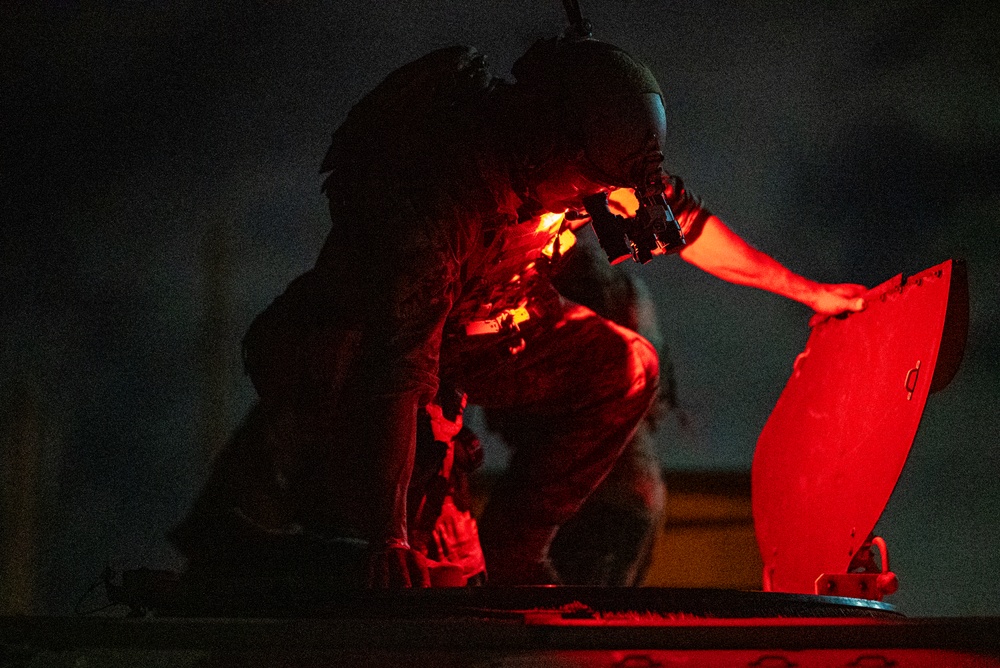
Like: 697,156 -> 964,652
511,37 -> 683,263
511,36 -> 668,195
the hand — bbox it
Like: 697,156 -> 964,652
366,541 -> 432,588
432,497 -> 487,581
808,283 -> 868,327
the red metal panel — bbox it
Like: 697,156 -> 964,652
753,260 -> 962,595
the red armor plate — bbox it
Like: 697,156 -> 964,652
753,259 -> 967,594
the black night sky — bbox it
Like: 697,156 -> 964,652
2,2 -> 999,616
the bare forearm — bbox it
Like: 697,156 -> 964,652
364,390 -> 432,588
370,393 -> 420,545
678,214 -> 867,314
679,215 -> 813,301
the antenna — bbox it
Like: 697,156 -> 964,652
560,0 -> 593,38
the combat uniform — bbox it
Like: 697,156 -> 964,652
171,46 -> 710,586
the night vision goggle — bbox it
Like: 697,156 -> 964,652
582,176 -> 686,265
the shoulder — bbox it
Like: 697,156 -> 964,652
320,46 -> 494,189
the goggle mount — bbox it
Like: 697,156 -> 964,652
582,167 -> 686,265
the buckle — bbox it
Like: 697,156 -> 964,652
463,306 -> 530,336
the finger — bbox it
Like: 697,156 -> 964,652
829,283 -> 868,299
434,532 -> 447,558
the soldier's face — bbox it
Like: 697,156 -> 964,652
581,93 -> 667,188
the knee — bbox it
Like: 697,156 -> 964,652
576,323 -> 661,436
620,329 -> 660,415
570,316 -> 660,424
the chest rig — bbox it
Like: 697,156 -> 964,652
448,211 -> 576,350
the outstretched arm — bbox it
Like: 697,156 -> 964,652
678,214 -> 867,317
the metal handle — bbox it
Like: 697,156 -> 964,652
904,360 -> 921,400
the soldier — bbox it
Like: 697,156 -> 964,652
171,36 -> 866,589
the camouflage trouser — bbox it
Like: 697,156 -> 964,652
441,296 -> 660,584
546,418 -> 666,586
172,292 -> 659,588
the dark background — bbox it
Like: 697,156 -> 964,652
2,1 -> 998,616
